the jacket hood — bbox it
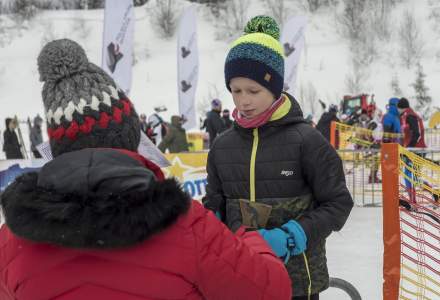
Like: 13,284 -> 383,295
388,98 -> 400,116
1,148 -> 190,249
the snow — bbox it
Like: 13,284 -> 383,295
323,206 -> 383,300
2,0 -> 440,297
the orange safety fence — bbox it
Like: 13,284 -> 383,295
381,143 -> 440,300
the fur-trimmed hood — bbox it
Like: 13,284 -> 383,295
1,148 -> 191,249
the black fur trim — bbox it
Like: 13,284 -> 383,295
1,172 -> 191,249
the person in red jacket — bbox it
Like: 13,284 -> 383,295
397,98 -> 426,149
397,97 -> 427,203
0,39 -> 291,300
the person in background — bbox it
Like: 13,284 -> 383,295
316,104 -> 339,142
222,109 -> 233,129
148,113 -> 167,145
204,16 -> 353,300
158,115 -> 189,153
205,99 -> 226,148
30,115 -> 43,158
3,118 -> 23,159
366,109 -> 384,184
305,114 -> 316,127
382,97 -> 401,143
398,98 -> 426,149
140,113 -> 157,143
139,113 -> 149,134
0,38 -> 292,300
398,97 -> 427,203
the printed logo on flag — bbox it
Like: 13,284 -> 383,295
177,6 -> 198,129
106,42 -> 124,73
180,66 -> 197,93
283,42 -> 296,56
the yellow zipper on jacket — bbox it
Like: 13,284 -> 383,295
303,253 -> 312,300
250,128 -> 259,202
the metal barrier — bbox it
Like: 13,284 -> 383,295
337,148 -> 440,207
425,128 -> 440,149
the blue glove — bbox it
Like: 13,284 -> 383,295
282,220 -> 307,256
257,228 -> 289,259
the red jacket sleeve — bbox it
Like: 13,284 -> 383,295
191,202 -> 292,300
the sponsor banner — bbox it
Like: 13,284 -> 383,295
281,16 -> 307,95
1,153 -> 209,201
164,152 -> 207,201
177,6 -> 199,130
102,0 -> 135,94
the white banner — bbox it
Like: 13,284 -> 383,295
177,6 -> 199,130
281,16 -> 307,95
102,0 -> 134,95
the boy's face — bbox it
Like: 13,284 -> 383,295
230,77 -> 275,119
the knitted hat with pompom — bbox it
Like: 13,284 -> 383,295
37,39 -> 140,157
224,15 -> 285,99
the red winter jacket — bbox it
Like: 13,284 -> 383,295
0,149 -> 291,300
400,108 -> 426,148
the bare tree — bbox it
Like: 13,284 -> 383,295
398,10 -> 423,68
390,74 -> 403,97
264,0 -> 289,25
0,0 -> 15,14
299,81 -> 319,116
349,28 -> 377,67
149,0 -> 179,39
345,56 -> 369,95
215,0 -> 250,39
338,0 -> 367,41
0,18 -> 13,47
300,0 -> 338,13
368,0 -> 392,41
412,63 -> 432,121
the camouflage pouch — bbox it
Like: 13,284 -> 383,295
239,199 -> 272,229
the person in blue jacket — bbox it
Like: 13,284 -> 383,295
382,97 -> 401,143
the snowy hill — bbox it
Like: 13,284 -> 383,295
1,0 -> 440,155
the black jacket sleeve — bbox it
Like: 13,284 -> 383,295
297,127 -> 354,247
406,115 -> 420,147
203,142 -> 226,220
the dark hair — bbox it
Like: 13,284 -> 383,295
5,118 -> 12,129
398,97 -> 410,109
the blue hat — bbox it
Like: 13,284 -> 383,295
225,16 -> 285,99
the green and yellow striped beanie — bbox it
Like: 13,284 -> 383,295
225,15 -> 285,98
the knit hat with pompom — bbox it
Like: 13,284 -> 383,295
224,15 -> 285,99
37,39 -> 140,157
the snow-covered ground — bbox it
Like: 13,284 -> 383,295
323,206 -> 383,300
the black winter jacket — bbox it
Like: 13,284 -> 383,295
316,111 -> 339,142
205,110 -> 226,148
204,93 -> 353,296
3,129 -> 23,159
